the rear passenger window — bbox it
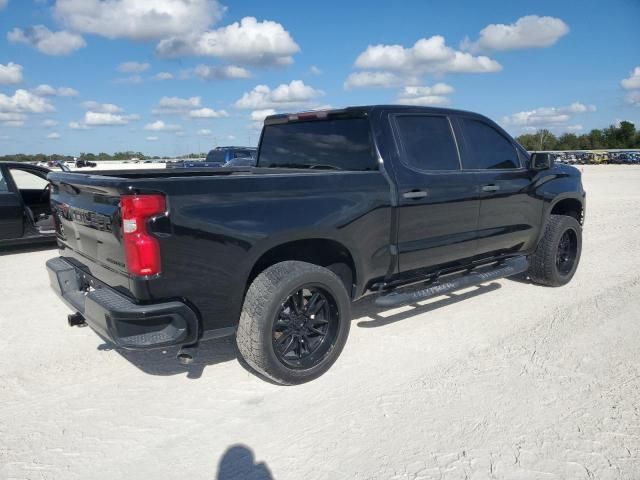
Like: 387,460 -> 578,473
394,115 -> 460,171
459,118 -> 519,169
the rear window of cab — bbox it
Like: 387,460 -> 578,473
258,118 -> 378,171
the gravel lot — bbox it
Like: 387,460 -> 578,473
1,165 -> 639,480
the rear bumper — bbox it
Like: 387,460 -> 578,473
46,257 -> 199,349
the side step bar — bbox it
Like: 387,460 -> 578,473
375,256 -> 528,308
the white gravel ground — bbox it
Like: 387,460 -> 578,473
1,165 -> 639,480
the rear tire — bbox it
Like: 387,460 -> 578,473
236,261 -> 351,385
528,214 -> 582,286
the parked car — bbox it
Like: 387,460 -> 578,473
75,159 -> 97,168
0,162 -> 55,246
46,106 -> 585,384
222,156 -> 256,167
167,147 -> 257,169
207,146 -> 256,164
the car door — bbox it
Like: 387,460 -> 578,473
8,166 -> 50,217
453,115 -> 544,259
391,113 -> 480,275
0,165 -> 25,240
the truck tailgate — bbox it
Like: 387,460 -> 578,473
49,176 -> 129,280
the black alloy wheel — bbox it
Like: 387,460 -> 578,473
556,228 -> 578,276
272,286 -> 340,369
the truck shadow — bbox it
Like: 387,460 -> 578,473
0,243 -> 57,257
97,337 -> 238,379
98,282 -> 501,378
353,282 -> 501,328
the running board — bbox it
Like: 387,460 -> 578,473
375,256 -> 528,308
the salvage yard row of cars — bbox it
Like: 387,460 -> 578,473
548,150 -> 640,165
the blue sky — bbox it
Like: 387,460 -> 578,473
0,0 -> 639,156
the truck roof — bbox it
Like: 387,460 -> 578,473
264,105 -> 486,125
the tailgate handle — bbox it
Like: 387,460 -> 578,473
403,190 -> 428,200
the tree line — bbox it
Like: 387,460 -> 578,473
0,151 -> 208,163
516,121 -> 640,151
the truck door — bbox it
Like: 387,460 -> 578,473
453,116 -> 543,259
391,113 -> 480,274
0,166 -> 24,240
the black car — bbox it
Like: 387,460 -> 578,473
75,159 -> 97,168
46,105 -> 585,384
0,162 -> 55,246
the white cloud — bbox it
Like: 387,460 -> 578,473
354,35 -> 502,75
397,83 -> 454,106
197,128 -> 212,135
54,0 -> 224,41
8,25 -> 86,55
82,101 -> 124,113
621,66 -> 640,90
47,132 -> 61,139
0,89 -> 55,113
0,112 -> 26,122
156,17 -> 299,66
144,120 -> 181,131
462,15 -> 569,53
0,0 -> 7,11
42,119 -> 58,128
250,109 -> 276,129
73,101 -> 137,127
625,90 -> 640,107
250,109 -> 277,122
502,102 -> 596,127
153,96 -> 201,114
0,62 -> 23,84
33,84 -> 79,97
84,111 -> 138,125
194,64 -> 251,80
146,136 -> 159,141
344,71 -> 404,89
154,72 -> 173,80
235,80 -> 323,109
117,61 -> 150,73
309,65 -> 322,76
565,102 -> 596,113
189,107 -> 228,118
566,125 -> 583,133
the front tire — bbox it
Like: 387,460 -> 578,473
236,261 -> 351,385
528,214 -> 582,286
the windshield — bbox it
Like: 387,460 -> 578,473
258,118 -> 377,171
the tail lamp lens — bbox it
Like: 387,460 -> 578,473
120,194 -> 166,276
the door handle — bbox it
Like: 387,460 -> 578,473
481,184 -> 500,192
402,190 -> 428,200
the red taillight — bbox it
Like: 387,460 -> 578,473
120,194 -> 166,276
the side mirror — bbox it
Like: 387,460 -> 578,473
531,152 -> 553,170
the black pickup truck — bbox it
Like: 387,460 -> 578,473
46,106 -> 585,384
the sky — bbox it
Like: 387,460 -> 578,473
0,0 -> 639,156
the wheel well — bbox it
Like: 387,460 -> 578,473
551,198 -> 583,224
247,239 -> 357,298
